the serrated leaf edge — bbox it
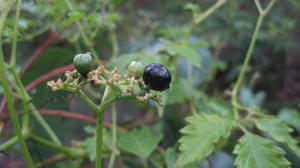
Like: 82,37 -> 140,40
176,114 -> 234,166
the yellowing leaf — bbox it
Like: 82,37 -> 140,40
233,132 -> 290,168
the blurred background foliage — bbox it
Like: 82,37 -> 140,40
1,0 -> 300,167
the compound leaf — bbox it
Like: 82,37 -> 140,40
233,132 -> 290,168
176,114 -> 234,166
255,118 -> 300,158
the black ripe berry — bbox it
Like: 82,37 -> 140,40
143,63 -> 171,92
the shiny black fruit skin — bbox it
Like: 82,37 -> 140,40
142,63 -> 171,91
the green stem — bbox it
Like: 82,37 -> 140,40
94,88 -> 132,168
10,68 -> 31,128
76,88 -> 132,168
0,136 -> 19,150
95,86 -> 110,168
9,68 -> 62,145
95,105 -> 104,168
9,0 -> 22,67
0,51 -> 35,168
0,3 -> 34,166
186,0 -> 228,40
263,0 -> 277,15
35,153 -> 68,168
0,1 -> 34,165
0,129 -> 30,151
236,123 -> 249,134
64,0 -> 100,63
0,2 -> 13,36
30,104 -> 62,145
254,0 -> 263,14
189,100 -> 197,115
78,89 -> 98,112
109,29 -> 119,59
0,3 -> 12,66
231,0 -> 277,119
108,103 -> 117,168
29,133 -> 84,158
195,0 -> 228,24
231,15 -> 264,119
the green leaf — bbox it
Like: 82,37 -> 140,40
255,118 -> 300,158
84,129 -> 111,161
165,43 -> 201,67
140,54 -> 169,67
198,97 -> 234,119
166,78 -> 198,104
158,27 -> 187,40
184,3 -> 201,19
164,147 -> 178,168
84,136 -> 96,161
278,108 -> 300,133
23,48 -> 74,84
64,10 -> 85,26
176,114 -> 234,166
108,52 -> 141,70
239,87 -> 265,107
233,132 -> 290,168
84,125 -> 95,134
117,127 -> 162,158
288,0 -> 300,10
150,153 -> 165,168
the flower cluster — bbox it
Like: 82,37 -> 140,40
47,63 -> 163,106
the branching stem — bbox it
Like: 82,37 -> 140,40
231,0 -> 277,119
186,0 -> 228,39
29,133 -> 84,158
0,42 -> 35,168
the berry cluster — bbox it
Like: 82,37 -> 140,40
47,53 -> 172,106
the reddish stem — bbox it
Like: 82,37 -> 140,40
25,60 -> 108,91
25,64 -> 74,91
0,100 -> 6,117
38,109 -> 126,132
37,109 -> 164,152
20,31 -> 61,77
0,31 -> 61,118
0,64 -> 73,118
0,60 -> 109,117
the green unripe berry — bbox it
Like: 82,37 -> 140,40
73,53 -> 93,76
128,61 -> 144,78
